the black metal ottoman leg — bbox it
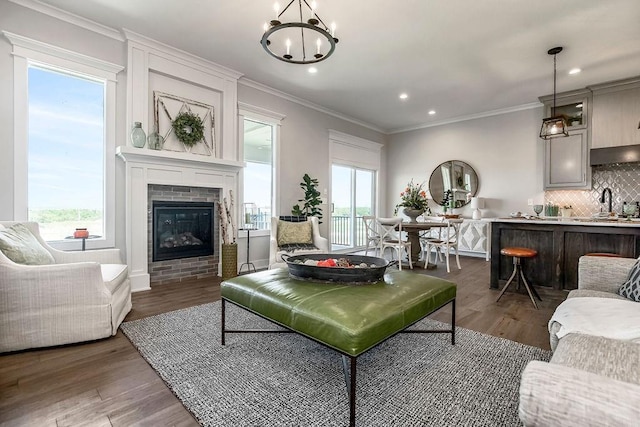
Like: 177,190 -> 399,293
221,298 -> 226,345
349,356 -> 356,427
451,299 -> 456,345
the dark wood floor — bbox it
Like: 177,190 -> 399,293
0,256 -> 566,426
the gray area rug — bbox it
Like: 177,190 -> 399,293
121,302 -> 550,426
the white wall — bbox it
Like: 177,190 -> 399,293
386,108 -> 546,218
0,2 -> 387,270
238,83 -> 387,240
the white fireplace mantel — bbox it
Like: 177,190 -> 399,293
116,146 -> 244,170
116,146 -> 242,291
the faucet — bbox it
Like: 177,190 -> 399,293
600,187 -> 613,213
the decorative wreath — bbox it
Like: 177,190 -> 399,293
171,111 -> 204,147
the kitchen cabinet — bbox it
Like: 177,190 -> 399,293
490,219 -> 640,290
544,128 -> 590,189
591,78 -> 640,148
539,90 -> 590,133
539,90 -> 592,190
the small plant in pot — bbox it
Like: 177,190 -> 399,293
291,173 -> 323,223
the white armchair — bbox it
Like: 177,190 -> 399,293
0,222 -> 131,353
269,216 -> 329,269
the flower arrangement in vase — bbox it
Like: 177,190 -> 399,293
395,179 -> 431,221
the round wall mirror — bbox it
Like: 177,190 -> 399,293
428,160 -> 479,207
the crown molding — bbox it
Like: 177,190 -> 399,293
238,77 -> 385,134
329,129 -> 383,151
3,30 -> 124,78
7,0 -> 124,41
388,102 -> 543,134
238,102 -> 286,122
122,29 -> 243,81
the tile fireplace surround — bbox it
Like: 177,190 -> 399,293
117,146 -> 242,292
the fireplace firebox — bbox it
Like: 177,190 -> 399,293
152,201 -> 214,262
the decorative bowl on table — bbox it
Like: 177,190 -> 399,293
281,253 -> 393,284
438,214 -> 460,219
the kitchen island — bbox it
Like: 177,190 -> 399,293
490,217 -> 640,290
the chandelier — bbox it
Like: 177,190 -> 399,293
540,46 -> 569,139
261,1 -> 339,64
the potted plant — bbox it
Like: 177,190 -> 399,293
217,190 -> 237,280
291,173 -> 323,223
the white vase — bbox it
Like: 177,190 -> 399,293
402,208 -> 424,223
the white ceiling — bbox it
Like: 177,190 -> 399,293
30,0 -> 640,133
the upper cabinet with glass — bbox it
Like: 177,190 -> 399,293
539,89 -> 591,132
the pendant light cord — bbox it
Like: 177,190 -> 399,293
552,53 -> 557,116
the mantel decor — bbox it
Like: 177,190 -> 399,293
171,112 -> 204,147
153,91 -> 216,156
261,0 -> 339,64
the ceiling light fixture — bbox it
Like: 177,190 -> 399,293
261,1 -> 338,64
540,46 -> 569,140
399,93 -> 408,100
428,110 -> 436,115
308,67 -> 318,73
568,68 -> 581,75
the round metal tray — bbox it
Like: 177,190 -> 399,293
282,253 -> 393,284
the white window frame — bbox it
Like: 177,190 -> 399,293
4,31 -> 123,250
238,103 -> 284,237
328,130 -> 383,249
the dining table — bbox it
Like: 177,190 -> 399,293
397,220 -> 447,269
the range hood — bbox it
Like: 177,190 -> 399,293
590,144 -> 640,166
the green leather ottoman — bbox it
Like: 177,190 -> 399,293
221,268 -> 456,427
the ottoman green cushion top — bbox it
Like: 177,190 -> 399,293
221,269 -> 456,357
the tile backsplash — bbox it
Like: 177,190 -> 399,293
545,163 -> 640,217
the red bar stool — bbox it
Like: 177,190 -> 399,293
496,247 -> 541,309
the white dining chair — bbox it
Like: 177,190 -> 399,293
420,218 -> 463,273
362,215 -> 381,256
377,217 -> 412,270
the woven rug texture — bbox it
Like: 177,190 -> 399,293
120,301 -> 550,426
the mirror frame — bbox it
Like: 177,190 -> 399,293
428,160 -> 479,207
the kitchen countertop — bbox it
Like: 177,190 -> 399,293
495,216 -> 640,228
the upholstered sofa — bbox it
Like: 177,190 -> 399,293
519,255 -> 640,426
268,216 -> 329,269
0,221 -> 131,352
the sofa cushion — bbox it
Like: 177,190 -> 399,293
277,220 -> 312,247
551,334 -> 640,385
0,223 -> 55,265
101,264 -> 129,294
567,289 -> 629,301
618,259 -> 640,302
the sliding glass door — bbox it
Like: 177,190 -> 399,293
331,165 -> 375,251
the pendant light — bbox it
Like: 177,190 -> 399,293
261,1 -> 339,65
540,47 -> 569,139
